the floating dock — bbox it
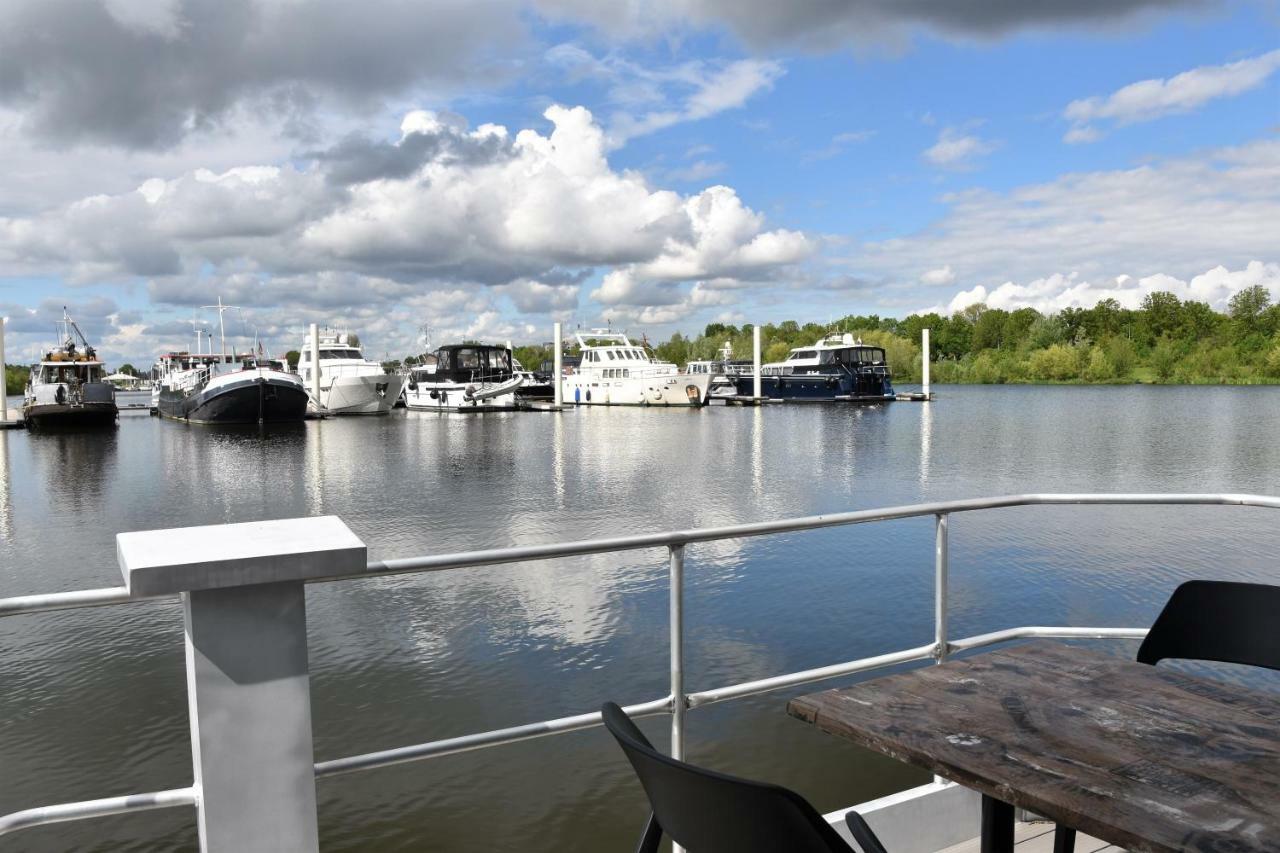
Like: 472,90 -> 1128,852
0,409 -> 23,429
716,392 -> 932,405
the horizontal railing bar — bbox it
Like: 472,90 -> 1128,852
324,493 -> 1280,583
0,787 -> 196,838
314,696 -> 672,778
948,625 -> 1148,653
687,642 -> 938,709
313,624 -> 1147,777
2,495 -> 1277,618
0,587 -> 171,618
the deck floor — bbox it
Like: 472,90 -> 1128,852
938,822 -> 1116,853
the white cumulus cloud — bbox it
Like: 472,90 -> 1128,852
923,127 -> 998,169
1064,49 -> 1280,142
934,261 -> 1280,316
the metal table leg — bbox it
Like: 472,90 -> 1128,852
981,795 -> 1014,853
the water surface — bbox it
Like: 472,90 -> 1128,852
2,386 -> 1279,851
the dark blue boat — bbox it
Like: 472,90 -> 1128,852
731,334 -> 895,402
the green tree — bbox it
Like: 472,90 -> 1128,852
1105,336 -> 1137,378
972,308 -> 1010,350
5,364 -> 26,396
1028,344 -> 1082,381
764,341 -> 791,363
1149,337 -> 1179,382
1082,347 -> 1116,382
117,363 -> 138,376
285,349 -> 301,370
1229,285 -> 1272,332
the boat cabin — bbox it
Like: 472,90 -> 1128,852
762,335 -> 887,375
417,344 -> 514,383
33,357 -> 104,386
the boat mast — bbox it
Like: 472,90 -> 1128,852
201,297 -> 240,362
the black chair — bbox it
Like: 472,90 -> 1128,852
601,702 -> 887,853
1055,580 -> 1280,851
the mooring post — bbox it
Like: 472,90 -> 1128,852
117,517 -> 366,853
308,323 -> 321,409
553,322 -> 563,407
0,316 -> 7,423
922,328 -> 931,399
752,325 -> 762,401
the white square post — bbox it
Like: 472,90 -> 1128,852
118,516 -> 367,853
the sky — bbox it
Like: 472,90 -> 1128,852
0,0 -> 1277,366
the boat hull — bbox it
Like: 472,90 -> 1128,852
403,378 -> 522,412
320,375 -> 405,415
562,373 -> 711,407
23,402 -> 118,430
159,375 -> 309,425
731,372 -> 894,402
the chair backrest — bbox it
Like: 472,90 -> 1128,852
601,702 -> 851,853
1137,580 -> 1280,671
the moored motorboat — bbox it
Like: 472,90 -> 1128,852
22,310 -> 118,430
731,333 -> 895,402
298,329 -> 403,415
404,344 -> 523,412
513,357 -> 555,402
563,330 -> 711,406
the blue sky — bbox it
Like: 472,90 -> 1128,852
0,0 -> 1276,364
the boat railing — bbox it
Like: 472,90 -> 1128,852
1,493 -> 1277,849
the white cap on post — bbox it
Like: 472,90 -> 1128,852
118,515 -> 367,595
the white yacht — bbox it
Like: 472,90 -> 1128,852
297,329 -> 404,415
22,310 -> 118,429
684,341 -> 742,399
564,330 -> 711,407
404,344 -> 523,412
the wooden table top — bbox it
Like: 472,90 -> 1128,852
787,641 -> 1280,853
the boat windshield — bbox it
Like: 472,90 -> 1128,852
320,349 -> 363,360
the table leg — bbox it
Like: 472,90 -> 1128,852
980,795 -> 1014,853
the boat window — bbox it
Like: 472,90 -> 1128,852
606,350 -> 616,360
792,350 -> 816,360
623,369 -> 630,378
436,350 -> 452,371
486,349 -> 511,373
457,349 -> 480,370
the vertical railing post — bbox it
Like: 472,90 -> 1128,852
669,543 -> 686,759
117,517 -> 366,853
668,543 -> 686,853
0,315 -> 7,423
934,513 -> 949,663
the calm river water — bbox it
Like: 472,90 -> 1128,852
2,385 -> 1279,851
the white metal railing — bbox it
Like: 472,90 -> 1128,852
1,493 -> 1278,844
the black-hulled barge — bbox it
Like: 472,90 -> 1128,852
154,352 -> 308,425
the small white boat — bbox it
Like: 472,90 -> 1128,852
298,329 -> 403,415
22,310 -> 118,429
563,330 -> 711,407
404,344 -> 522,412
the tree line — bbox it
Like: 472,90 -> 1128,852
373,287 -> 1280,386
646,286 -> 1280,385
